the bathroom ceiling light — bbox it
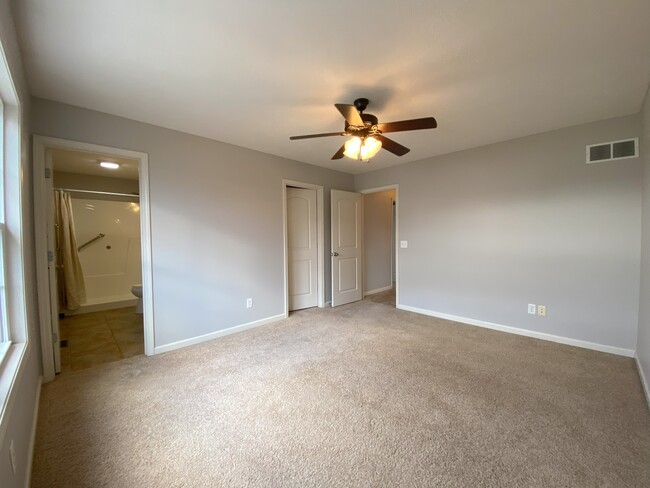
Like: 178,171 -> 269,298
99,161 -> 120,169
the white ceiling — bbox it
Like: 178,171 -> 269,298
14,1 -> 650,175
51,148 -> 139,180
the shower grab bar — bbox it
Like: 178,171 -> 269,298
78,233 -> 105,252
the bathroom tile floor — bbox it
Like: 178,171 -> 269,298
58,307 -> 144,374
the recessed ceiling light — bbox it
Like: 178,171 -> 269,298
99,161 -> 120,169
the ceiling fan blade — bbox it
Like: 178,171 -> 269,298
378,117 -> 437,133
331,144 -> 346,160
334,104 -> 364,127
289,132 -> 343,140
376,135 -> 410,156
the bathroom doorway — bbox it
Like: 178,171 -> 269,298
34,136 -> 154,382
52,148 -> 144,372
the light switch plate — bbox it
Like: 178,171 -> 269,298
528,304 -> 536,315
400,240 -> 408,248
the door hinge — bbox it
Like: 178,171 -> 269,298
44,167 -> 52,179
52,332 -> 58,344
47,250 -> 54,263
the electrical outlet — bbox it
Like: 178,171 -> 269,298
538,305 -> 546,317
9,439 -> 16,475
400,240 -> 408,249
527,304 -> 536,315
246,298 -> 253,308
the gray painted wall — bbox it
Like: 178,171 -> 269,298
638,85 -> 650,400
31,98 -> 354,348
363,190 -> 395,294
355,115 -> 643,351
0,1 -> 42,487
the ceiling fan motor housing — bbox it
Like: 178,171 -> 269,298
353,97 -> 370,113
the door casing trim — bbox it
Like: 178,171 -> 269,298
282,180 -> 325,316
33,135 -> 155,382
359,185 -> 399,306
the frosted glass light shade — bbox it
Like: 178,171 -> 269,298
343,136 -> 382,161
99,161 -> 120,169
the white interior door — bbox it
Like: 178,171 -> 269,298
331,189 -> 363,307
45,151 -> 61,373
287,188 -> 318,311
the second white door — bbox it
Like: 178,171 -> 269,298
331,189 -> 363,307
287,187 -> 318,311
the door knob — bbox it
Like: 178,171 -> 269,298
331,252 -> 339,256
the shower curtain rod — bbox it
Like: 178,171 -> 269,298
54,188 -> 140,199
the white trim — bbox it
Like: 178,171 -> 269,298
24,375 -> 42,488
154,313 -> 285,354
33,136 -> 156,382
636,355 -> 650,409
364,285 -> 393,296
359,185 -> 399,195
397,303 -> 635,357
282,180 -> 325,315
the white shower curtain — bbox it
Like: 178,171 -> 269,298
54,190 -> 86,311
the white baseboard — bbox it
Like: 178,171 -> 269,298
636,355 -> 650,409
364,285 -> 393,296
25,375 -> 42,488
397,304 -> 635,357
154,314 -> 286,354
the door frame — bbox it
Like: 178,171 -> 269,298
359,184 -> 399,305
33,135 -> 155,382
282,179 -> 325,315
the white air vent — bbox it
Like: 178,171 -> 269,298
586,138 -> 638,164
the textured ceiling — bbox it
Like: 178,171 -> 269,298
14,1 -> 650,174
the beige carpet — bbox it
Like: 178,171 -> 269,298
32,291 -> 650,487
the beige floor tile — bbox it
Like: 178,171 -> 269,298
62,313 -> 106,328
107,317 -> 143,333
56,307 -> 144,374
103,307 -> 139,320
113,329 -> 144,346
68,328 -> 115,349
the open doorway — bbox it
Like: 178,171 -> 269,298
362,186 -> 398,307
34,136 -> 154,382
52,148 -> 144,373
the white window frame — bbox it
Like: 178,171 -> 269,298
0,96 -> 8,362
0,34 -> 30,445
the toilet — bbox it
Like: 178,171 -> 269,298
131,284 -> 143,313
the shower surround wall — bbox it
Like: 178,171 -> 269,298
71,197 -> 142,311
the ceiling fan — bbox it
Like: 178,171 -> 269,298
289,98 -> 437,162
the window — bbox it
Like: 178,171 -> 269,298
0,93 -> 9,365
0,32 -> 29,426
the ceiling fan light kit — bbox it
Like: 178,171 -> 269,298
290,98 -> 437,163
343,136 -> 382,162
